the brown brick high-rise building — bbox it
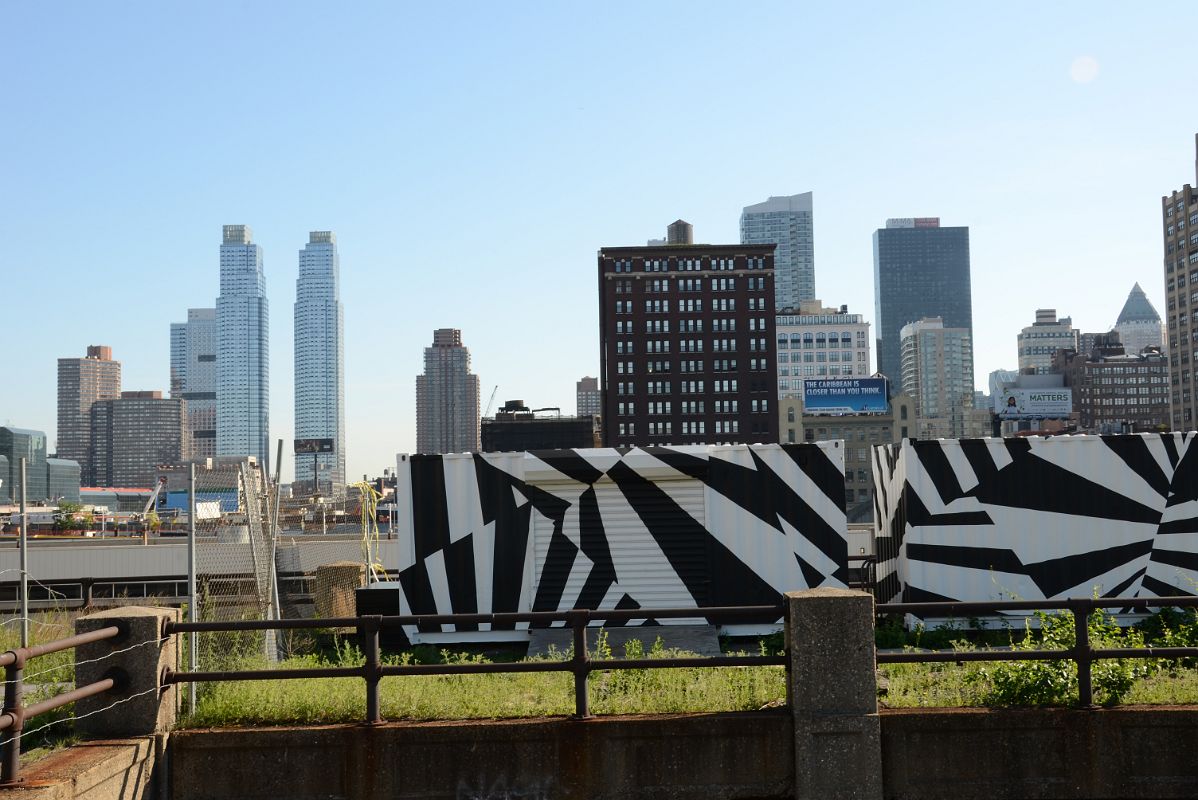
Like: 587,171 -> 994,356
1163,133 -> 1198,430
89,391 -> 188,488
598,240 -> 778,447
57,345 -> 121,484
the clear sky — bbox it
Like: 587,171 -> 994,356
3,2 -> 1195,483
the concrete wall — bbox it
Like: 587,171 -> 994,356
10,594 -> 1198,800
165,707 -> 1198,800
0,737 -> 164,800
169,713 -> 794,800
882,707 -> 1198,800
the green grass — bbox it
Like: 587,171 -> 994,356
185,634 -> 789,727
879,659 -> 1198,708
0,610 -> 84,760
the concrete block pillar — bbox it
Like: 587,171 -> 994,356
786,588 -> 882,800
74,606 -> 179,737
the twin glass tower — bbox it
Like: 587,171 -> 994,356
187,225 -> 343,489
216,225 -> 270,469
294,232 -> 346,491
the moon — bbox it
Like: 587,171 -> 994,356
1070,56 -> 1100,84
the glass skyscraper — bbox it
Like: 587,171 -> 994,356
740,192 -> 815,309
216,225 -> 270,468
872,218 -> 973,385
170,308 -> 217,459
294,231 -> 345,492
0,427 -> 48,503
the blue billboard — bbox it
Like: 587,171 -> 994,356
803,378 -> 889,415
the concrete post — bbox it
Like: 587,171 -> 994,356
786,588 -> 882,800
74,606 -> 179,737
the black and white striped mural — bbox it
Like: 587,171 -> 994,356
873,434 -> 1198,604
391,444 -> 848,635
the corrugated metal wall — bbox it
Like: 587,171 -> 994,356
872,434 -> 1198,605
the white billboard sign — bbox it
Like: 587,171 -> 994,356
994,387 -> 1072,420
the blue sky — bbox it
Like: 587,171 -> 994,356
2,2 -> 1195,482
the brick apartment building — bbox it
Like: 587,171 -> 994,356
597,241 -> 779,447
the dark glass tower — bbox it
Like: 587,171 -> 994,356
872,219 -> 972,384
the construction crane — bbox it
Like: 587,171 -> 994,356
141,476 -> 168,518
484,385 -> 499,417
135,476 -> 168,543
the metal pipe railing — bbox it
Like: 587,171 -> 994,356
156,594 -> 1198,730
0,625 -> 125,784
876,595 -> 1198,708
163,605 -> 788,722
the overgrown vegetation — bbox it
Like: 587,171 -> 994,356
185,631 -> 787,727
6,604 -> 1198,742
0,610 -> 83,761
880,605 -> 1198,709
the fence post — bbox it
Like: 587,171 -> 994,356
569,610 -> 591,719
787,588 -> 883,800
362,616 -> 382,724
1,661 -> 23,783
1071,599 -> 1094,708
74,607 -> 179,737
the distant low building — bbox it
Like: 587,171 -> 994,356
46,458 -> 81,504
481,401 -> 598,452
1076,330 -> 1118,360
1017,309 -> 1077,375
900,317 -> 975,439
0,427 -> 80,505
0,427 -> 49,503
775,301 -> 871,400
1053,345 -> 1170,433
80,487 -> 153,513
576,376 -> 601,418
90,391 -> 188,489
1114,283 -> 1165,358
778,388 -> 916,523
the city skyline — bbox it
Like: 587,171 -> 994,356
3,3 -> 1192,480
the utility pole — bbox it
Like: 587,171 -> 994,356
18,458 -> 28,649
187,462 -> 197,715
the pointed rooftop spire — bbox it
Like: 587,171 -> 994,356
1116,283 -> 1161,325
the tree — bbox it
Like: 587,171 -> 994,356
54,501 -> 83,531
145,511 -> 162,532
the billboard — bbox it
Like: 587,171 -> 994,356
803,378 -> 889,415
994,387 -> 1072,420
294,438 -> 334,454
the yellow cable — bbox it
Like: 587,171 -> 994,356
354,481 -> 387,583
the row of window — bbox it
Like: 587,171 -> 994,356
633,298 -> 762,315
619,339 -> 774,355
779,351 -> 867,363
778,366 -> 856,383
611,256 -> 768,273
1090,397 -> 1167,406
621,357 -> 761,375
777,334 -> 861,349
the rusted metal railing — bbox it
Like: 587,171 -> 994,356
157,593 -> 1198,730
876,595 -> 1198,707
163,606 -> 788,722
0,624 -> 127,783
